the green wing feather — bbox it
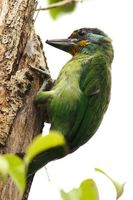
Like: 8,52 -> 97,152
68,55 -> 111,151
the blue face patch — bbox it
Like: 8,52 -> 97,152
88,33 -> 104,43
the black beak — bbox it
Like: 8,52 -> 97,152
46,38 -> 78,53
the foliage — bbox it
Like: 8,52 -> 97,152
61,179 -> 99,200
24,131 -> 65,165
0,154 -> 26,195
48,0 -> 76,19
0,132 -> 66,196
0,137 -> 125,199
60,170 -> 125,200
95,168 -> 124,199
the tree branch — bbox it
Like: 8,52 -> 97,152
36,0 -> 85,11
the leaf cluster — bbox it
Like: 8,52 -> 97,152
0,132 -> 65,198
47,0 -> 76,19
0,131 -> 124,199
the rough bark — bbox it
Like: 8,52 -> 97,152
0,0 -> 49,199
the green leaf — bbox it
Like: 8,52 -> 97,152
60,179 -> 99,200
95,168 -> 124,199
61,188 -> 80,200
24,131 -> 65,165
48,0 -> 76,19
0,155 -> 26,194
80,179 -> 99,200
0,156 -> 8,180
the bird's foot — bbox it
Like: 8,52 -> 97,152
28,64 -> 51,78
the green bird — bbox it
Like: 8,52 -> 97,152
27,28 -> 113,176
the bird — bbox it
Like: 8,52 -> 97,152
28,28 -> 114,176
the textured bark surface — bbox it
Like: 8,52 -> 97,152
0,0 -> 49,199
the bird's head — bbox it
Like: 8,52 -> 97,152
46,28 -> 113,57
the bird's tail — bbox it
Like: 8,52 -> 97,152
16,131 -> 68,178
26,145 -> 66,177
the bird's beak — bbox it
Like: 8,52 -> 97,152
46,38 -> 78,53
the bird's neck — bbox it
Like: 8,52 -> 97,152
76,43 -> 113,63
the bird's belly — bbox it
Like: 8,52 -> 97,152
48,87 -> 82,135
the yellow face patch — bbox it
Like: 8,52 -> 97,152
78,40 -> 89,47
69,40 -> 89,55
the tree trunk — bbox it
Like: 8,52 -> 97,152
0,0 -> 49,199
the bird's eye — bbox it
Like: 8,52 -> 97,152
78,30 -> 86,36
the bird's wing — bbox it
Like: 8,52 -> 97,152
69,55 -> 108,151
79,56 -> 102,96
